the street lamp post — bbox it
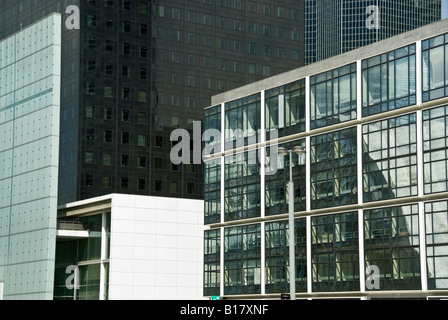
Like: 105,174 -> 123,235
277,146 -> 306,301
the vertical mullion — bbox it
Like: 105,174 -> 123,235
416,41 -> 422,106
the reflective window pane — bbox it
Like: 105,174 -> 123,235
311,212 -> 359,292
265,219 -> 307,293
310,63 -> 357,129
311,128 -> 357,209
423,106 -> 448,194
363,114 -> 418,202
425,201 -> 448,290
224,224 -> 261,295
362,44 -> 416,116
364,205 -> 421,291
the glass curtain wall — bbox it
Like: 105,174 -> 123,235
204,31 -> 448,297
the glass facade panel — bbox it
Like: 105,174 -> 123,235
224,224 -> 261,295
425,201 -> 448,289
311,212 -> 359,292
0,14 -> 61,300
310,63 -> 357,129
224,151 -> 261,221
225,93 -> 261,150
77,263 -> 101,300
53,213 -> 110,300
78,215 -> 103,261
265,80 -> 306,140
265,140 -> 306,216
311,128 -> 357,209
363,114 -> 418,202
265,219 -> 307,293
204,229 -> 220,296
423,105 -> 448,193
422,33 -> 448,102
362,44 -> 416,117
364,205 -> 421,290
204,160 -> 221,224
204,105 -> 221,149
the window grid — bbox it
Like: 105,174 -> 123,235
425,201 -> 448,290
204,229 -> 221,296
265,219 -> 307,294
310,63 -> 357,129
224,151 -> 261,222
265,80 -> 306,140
361,44 -> 416,117
224,224 -> 261,295
364,205 -> 421,291
363,114 -> 418,203
423,105 -> 448,194
422,33 -> 448,102
311,127 -> 358,209
311,212 -> 359,292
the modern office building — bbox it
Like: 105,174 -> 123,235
204,19 -> 448,299
305,0 -> 442,65
0,0 -> 305,205
54,193 -> 204,300
0,13 -> 62,300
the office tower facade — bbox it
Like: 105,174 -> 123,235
0,0 -> 305,205
0,13 -> 62,300
203,19 -> 448,299
305,0 -> 442,65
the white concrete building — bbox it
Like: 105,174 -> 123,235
55,194 -> 205,300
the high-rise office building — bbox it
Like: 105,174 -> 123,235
0,0 -> 305,205
305,0 -> 442,65
204,19 -> 448,299
0,13 -> 62,300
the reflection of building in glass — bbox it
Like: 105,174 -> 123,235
204,19 -> 448,299
305,0 -> 442,65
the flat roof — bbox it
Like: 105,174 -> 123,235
210,18 -> 448,107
